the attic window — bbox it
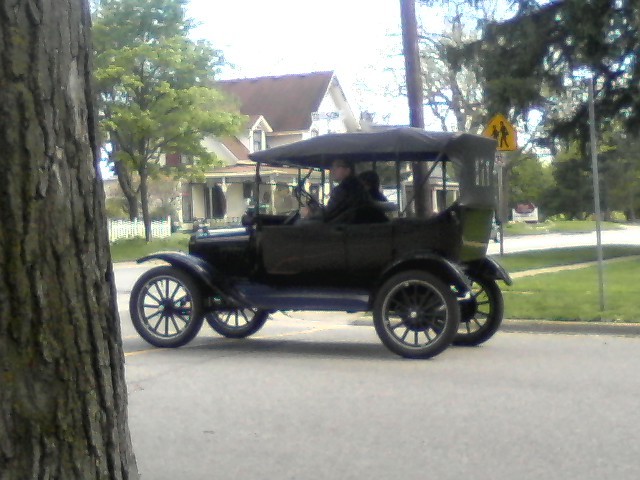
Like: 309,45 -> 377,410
253,129 -> 263,152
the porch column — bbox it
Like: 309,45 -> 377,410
270,178 -> 276,214
221,177 -> 228,220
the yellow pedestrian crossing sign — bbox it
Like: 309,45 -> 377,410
483,114 -> 517,151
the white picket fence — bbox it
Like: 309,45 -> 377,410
108,217 -> 171,242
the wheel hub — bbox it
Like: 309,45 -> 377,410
403,308 -> 429,331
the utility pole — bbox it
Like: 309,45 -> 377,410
400,0 -> 429,217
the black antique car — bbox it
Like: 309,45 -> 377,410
129,127 -> 511,359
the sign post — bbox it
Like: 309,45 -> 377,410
496,153 -> 505,256
483,114 -> 518,255
587,78 -> 605,311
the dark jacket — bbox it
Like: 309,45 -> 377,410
323,176 -> 387,224
369,189 -> 388,202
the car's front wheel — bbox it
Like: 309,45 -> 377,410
205,308 -> 269,338
373,270 -> 460,359
129,266 -> 205,347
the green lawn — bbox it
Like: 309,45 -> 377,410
110,233 -> 191,262
493,246 -> 640,322
502,259 -> 640,322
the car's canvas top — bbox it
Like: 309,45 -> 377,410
249,127 -> 496,169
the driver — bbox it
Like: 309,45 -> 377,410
304,159 -> 384,223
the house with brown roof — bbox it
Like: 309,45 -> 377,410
179,71 -> 361,224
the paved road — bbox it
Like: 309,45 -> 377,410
124,313 -> 640,480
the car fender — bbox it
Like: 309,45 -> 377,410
380,252 -> 471,295
464,257 -> 513,285
137,252 -> 229,297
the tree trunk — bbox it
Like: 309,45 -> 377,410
0,1 -> 138,478
111,144 -> 139,220
139,172 -> 152,242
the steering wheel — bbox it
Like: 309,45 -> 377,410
282,210 -> 300,225
294,184 -> 320,207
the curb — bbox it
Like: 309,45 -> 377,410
501,319 -> 640,336
350,317 -> 640,337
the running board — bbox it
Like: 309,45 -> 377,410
232,282 -> 371,312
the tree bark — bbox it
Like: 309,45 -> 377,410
110,143 -> 139,221
0,1 -> 138,478
139,171 -> 152,242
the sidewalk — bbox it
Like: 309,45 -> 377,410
510,254 -> 640,279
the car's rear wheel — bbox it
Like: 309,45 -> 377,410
129,266 -> 204,347
205,308 -> 269,338
373,270 -> 460,359
454,277 -> 503,346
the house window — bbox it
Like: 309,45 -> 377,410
166,152 -> 182,166
253,129 -> 263,152
211,185 -> 227,218
243,182 -> 254,199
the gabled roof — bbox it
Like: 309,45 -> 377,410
217,72 -> 334,133
246,115 -> 273,132
220,136 -> 250,161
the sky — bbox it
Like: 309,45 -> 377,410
186,0 -> 438,126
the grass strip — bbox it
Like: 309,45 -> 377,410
110,233 -> 191,263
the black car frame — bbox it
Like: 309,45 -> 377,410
129,127 -> 512,359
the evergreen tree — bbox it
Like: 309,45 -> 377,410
462,0 -> 640,138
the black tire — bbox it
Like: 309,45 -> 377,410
373,270 -> 460,359
129,266 -> 205,347
454,277 -> 503,346
205,308 -> 269,338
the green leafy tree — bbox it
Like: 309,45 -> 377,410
93,0 -> 244,240
543,143 -> 594,219
599,133 -> 640,221
507,153 -> 554,208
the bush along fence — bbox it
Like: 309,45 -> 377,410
108,217 -> 171,242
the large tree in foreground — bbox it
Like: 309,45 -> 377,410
0,0 -> 137,478
93,0 -> 244,240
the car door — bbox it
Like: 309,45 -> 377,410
344,223 -> 393,277
259,223 -> 347,276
